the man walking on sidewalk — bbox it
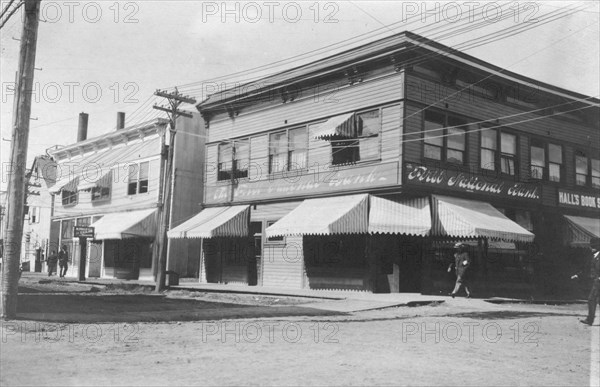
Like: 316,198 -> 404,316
58,245 -> 69,278
572,237 -> 600,326
47,250 -> 58,276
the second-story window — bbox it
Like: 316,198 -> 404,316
529,140 -> 562,182
288,128 -> 308,170
575,151 -> 600,188
530,140 -> 545,180
575,152 -> 588,186
423,111 -> 466,164
234,140 -> 249,179
269,127 -> 308,173
548,143 -> 562,182
331,110 -> 381,166
127,161 -> 149,195
92,171 -> 112,202
62,189 -> 78,206
218,140 -> 250,181
592,158 -> 600,188
481,129 -> 517,176
500,132 -> 517,175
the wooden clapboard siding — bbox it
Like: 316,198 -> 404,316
207,72 -> 405,144
262,236 -> 304,289
250,201 -> 303,222
403,103 -> 424,164
405,74 -> 598,145
53,156 -> 161,219
204,143 -> 219,191
381,103 -> 403,162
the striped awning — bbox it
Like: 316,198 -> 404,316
313,112 -> 355,140
431,195 -> 535,243
265,194 -> 368,237
167,205 -> 250,239
90,208 -> 157,240
49,176 -> 78,194
78,170 -> 112,191
565,215 -> 600,247
369,196 -> 431,235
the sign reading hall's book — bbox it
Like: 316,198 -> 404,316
557,189 -> 600,210
404,162 -> 541,201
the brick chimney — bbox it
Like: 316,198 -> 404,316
77,112 -> 88,142
117,112 -> 125,130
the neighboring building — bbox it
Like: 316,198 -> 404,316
169,31 -> 599,296
48,112 -> 204,280
21,155 -> 57,272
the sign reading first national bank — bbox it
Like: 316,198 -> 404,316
404,163 -> 541,202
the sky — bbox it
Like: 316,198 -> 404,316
1,0 -> 599,192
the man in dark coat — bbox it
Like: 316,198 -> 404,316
58,245 -> 69,278
448,242 -> 472,298
572,237 -> 600,326
47,250 -> 58,276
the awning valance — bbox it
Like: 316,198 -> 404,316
167,205 -> 250,239
431,195 -> 535,243
369,196 -> 431,236
265,194 -> 368,237
90,208 -> 157,240
49,176 -> 78,194
78,170 -> 112,191
313,112 -> 355,140
564,215 -> 600,247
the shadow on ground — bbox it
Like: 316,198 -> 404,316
15,293 -> 343,323
447,310 -> 578,320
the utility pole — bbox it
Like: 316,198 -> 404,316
1,0 -> 41,320
152,88 -> 196,292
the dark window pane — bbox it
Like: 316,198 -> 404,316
549,163 -> 561,182
128,182 -> 137,195
424,144 -> 442,160
501,156 -> 515,175
481,149 -> 495,170
447,128 -> 465,151
501,133 -> 516,155
548,144 -> 562,164
447,149 -> 464,164
481,130 -> 497,149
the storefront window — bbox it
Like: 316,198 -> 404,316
77,217 -> 90,227
61,219 -> 75,239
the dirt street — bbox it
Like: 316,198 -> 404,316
0,276 -> 598,386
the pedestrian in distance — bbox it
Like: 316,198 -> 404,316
47,250 -> 58,277
58,245 -> 69,278
448,242 -> 472,298
571,237 -> 600,326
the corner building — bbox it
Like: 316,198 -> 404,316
170,32 -> 599,296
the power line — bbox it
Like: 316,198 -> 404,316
0,1 -> 23,30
